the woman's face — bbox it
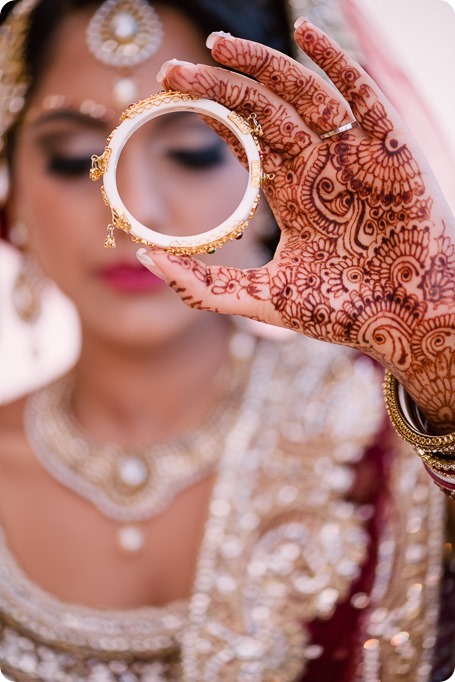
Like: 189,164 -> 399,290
9,4 -> 269,349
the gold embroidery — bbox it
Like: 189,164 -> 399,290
0,337 -> 445,681
359,444 -> 444,682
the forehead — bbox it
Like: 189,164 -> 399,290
28,4 -> 212,114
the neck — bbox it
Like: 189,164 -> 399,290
71,315 -> 235,445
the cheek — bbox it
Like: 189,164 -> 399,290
14,158 -> 108,274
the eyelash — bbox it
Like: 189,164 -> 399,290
167,145 -> 224,169
46,144 -> 225,179
47,155 -> 93,177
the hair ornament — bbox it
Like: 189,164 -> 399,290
86,0 -> 164,106
0,0 -> 41,155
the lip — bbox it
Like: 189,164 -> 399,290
97,262 -> 166,293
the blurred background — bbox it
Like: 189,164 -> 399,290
360,0 -> 455,155
0,0 -> 454,402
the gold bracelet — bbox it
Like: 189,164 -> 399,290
383,370 -> 455,457
419,451 -> 455,473
421,460 -> 455,499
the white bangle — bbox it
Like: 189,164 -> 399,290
90,91 -> 266,255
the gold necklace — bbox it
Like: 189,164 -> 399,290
24,331 -> 257,554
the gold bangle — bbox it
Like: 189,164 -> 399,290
383,370 -> 455,457
419,451 -> 455,473
421,461 -> 455,498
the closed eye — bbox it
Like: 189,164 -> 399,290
47,154 -> 95,177
167,144 -> 225,170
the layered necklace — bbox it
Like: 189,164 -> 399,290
24,331 -> 257,554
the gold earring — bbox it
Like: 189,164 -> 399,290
12,253 -> 43,323
10,221 -> 43,324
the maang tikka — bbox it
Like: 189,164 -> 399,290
86,0 -> 163,107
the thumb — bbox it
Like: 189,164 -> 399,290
136,247 -> 276,320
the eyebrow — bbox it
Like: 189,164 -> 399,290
27,108 -> 212,136
27,109 -> 109,130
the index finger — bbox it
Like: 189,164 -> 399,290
207,32 -> 354,137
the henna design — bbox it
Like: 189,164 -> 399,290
411,314 -> 455,363
336,129 -> 424,206
333,285 -> 427,367
419,232 -> 455,306
295,143 -> 360,238
414,359 -> 455,425
210,38 -> 352,135
208,267 -> 249,297
408,326 -> 455,425
367,225 -> 431,289
321,254 -> 365,298
159,24 -> 455,429
295,27 -> 375,129
163,62 -> 312,157
299,236 -> 334,264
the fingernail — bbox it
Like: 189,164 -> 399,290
294,16 -> 309,29
156,58 -> 194,83
136,248 -> 166,279
206,31 -> 232,49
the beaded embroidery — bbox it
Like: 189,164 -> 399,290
0,337 -> 446,681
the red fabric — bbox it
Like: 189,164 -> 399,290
297,421 -> 454,680
0,209 -> 8,242
299,426 -> 391,681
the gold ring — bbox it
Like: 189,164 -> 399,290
90,91 -> 265,255
320,120 -> 357,140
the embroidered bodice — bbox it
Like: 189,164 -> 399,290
0,336 -> 446,681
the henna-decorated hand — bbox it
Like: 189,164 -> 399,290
144,20 -> 455,430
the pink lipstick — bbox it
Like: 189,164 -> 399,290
97,263 -> 166,293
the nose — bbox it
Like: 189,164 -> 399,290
115,142 -> 167,231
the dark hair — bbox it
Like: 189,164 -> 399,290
17,0 -> 294,98
0,0 -> 294,132
1,0 -> 292,244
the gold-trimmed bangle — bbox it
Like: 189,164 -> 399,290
383,370 -> 455,457
422,463 -> 455,499
419,451 -> 455,473
90,90 -> 267,255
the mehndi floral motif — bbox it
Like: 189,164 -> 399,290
158,22 -> 455,430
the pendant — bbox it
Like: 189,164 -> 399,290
113,77 -> 139,107
117,524 -> 145,553
117,455 -> 149,489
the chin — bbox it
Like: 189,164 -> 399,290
85,306 -> 200,350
